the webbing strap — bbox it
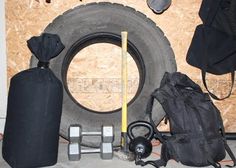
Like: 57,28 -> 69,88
202,71 -> 235,100
214,98 -> 236,168
225,142 -> 236,167
201,0 -> 235,101
207,157 -> 221,168
146,94 -> 165,143
135,158 -> 167,168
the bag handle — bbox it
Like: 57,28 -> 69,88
201,0 -> 235,100
202,70 -> 235,100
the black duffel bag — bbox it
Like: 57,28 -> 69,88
2,33 -> 65,168
187,0 -> 236,100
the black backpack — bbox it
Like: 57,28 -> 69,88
141,72 -> 236,168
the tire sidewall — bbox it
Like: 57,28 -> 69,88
30,3 -> 176,146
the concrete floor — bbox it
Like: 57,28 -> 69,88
0,139 -> 236,168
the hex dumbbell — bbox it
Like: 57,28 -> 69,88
68,124 -> 114,161
68,142 -> 113,161
69,124 -> 114,143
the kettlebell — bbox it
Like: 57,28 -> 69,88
127,121 -> 154,159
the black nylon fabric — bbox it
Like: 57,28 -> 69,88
200,0 -> 236,35
187,0 -> 236,75
27,33 -> 65,62
2,33 -> 64,168
186,0 -> 236,100
145,72 -> 236,168
187,25 -> 236,75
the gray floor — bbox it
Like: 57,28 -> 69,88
0,139 -> 235,168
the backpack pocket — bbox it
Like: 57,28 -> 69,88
165,134 -> 211,167
207,136 -> 226,162
164,134 -> 226,167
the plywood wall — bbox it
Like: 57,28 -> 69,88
6,0 -> 236,132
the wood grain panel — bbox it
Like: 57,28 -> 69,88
6,0 -> 236,131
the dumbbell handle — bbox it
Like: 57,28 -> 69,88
82,132 -> 102,136
81,148 -> 100,154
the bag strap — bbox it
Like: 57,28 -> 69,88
141,93 -> 170,168
217,107 -> 236,167
213,99 -> 236,168
201,0 -> 235,100
202,70 -> 235,100
146,94 -> 165,143
145,92 -> 181,167
224,142 -> 236,167
135,139 -> 170,168
135,158 -> 166,168
220,123 -> 236,167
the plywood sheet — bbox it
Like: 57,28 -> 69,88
6,0 -> 236,132
67,43 -> 139,112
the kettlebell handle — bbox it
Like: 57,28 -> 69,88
127,121 -> 154,141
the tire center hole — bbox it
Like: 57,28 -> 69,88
67,43 -> 140,112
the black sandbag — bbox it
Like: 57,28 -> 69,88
2,33 -> 65,168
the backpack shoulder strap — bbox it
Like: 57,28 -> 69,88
204,98 -> 236,167
224,142 -> 236,167
215,105 -> 236,167
146,93 -> 165,143
145,90 -> 181,167
142,92 -> 170,167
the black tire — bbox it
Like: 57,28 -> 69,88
30,2 -> 176,147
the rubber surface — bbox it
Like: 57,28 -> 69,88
30,2 -> 177,147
